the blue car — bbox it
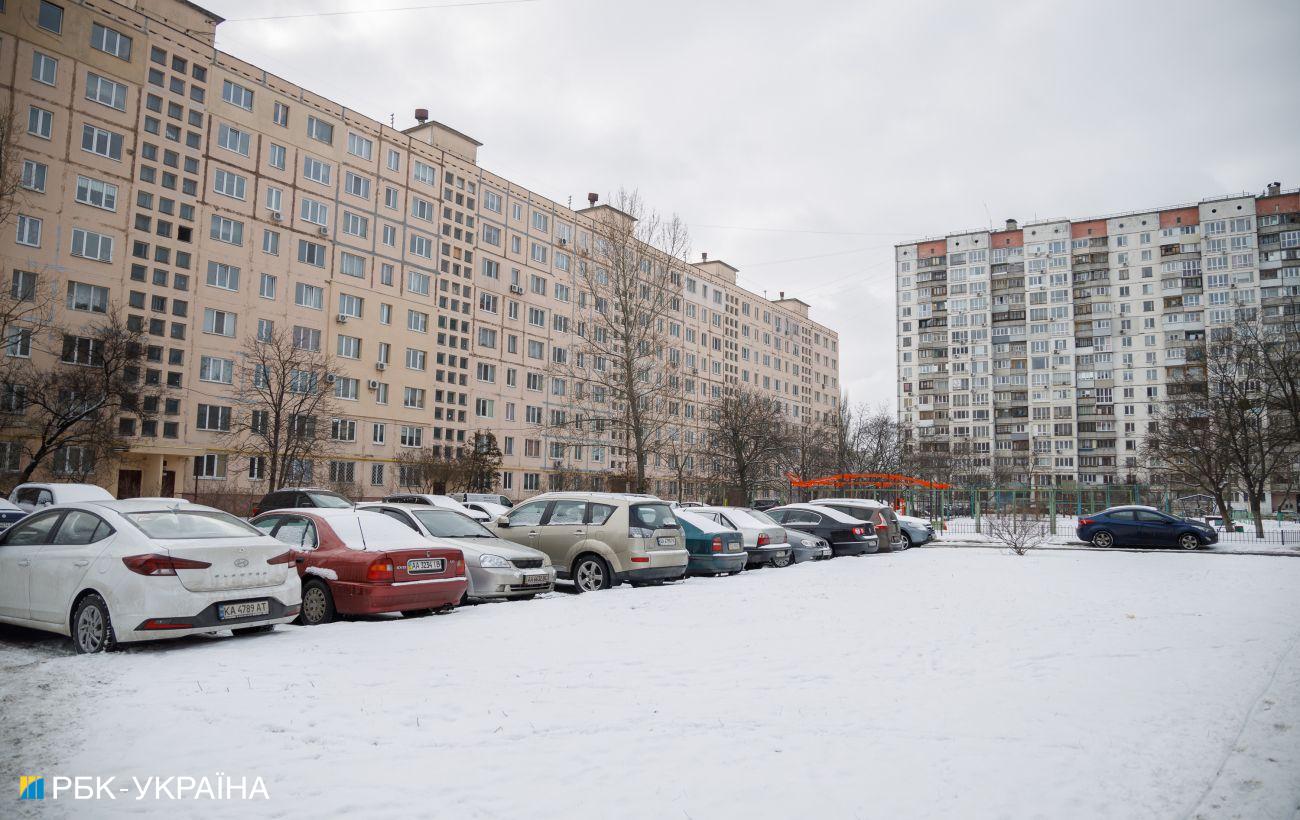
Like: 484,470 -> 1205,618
1076,506 -> 1218,550
675,509 -> 748,576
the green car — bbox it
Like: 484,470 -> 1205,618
675,509 -> 747,576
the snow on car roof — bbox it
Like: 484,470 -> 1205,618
812,497 -> 888,507
778,503 -> 867,524
674,509 -> 735,534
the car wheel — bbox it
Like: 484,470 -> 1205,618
572,555 -> 612,593
1091,530 -> 1114,548
771,552 -> 793,568
232,624 -> 274,636
72,593 -> 116,654
901,532 -> 914,550
401,609 -> 434,618
298,580 -> 336,626
1178,533 -> 1201,551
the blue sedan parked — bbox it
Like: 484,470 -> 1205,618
1077,506 -> 1218,550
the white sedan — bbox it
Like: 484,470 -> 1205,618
0,500 -> 301,653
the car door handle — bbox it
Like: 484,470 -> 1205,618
573,530 -> 584,534
73,559 -> 90,567
527,530 -> 538,536
17,559 -> 30,567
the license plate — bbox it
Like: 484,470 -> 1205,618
657,536 -> 677,547
523,573 -> 548,586
407,558 -> 445,575
218,600 -> 269,620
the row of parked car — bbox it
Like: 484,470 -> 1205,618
0,482 -> 932,654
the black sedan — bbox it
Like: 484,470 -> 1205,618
767,504 -> 879,556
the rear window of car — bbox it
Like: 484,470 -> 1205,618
412,509 -> 492,538
307,491 -> 353,508
745,509 -> 780,526
630,503 -> 676,529
330,512 -> 434,550
125,510 -> 261,539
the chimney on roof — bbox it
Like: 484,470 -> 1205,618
1265,181 -> 1282,196
587,192 -> 598,206
779,291 -> 785,299
414,108 -> 429,124
701,252 -> 708,262
1005,218 -> 1018,231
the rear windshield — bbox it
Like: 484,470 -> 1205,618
307,491 -> 353,509
332,512 -> 433,550
744,509 -> 780,526
412,509 -> 492,538
630,503 -> 677,529
126,510 -> 261,539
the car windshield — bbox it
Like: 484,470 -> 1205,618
306,491 -> 353,508
412,509 -> 493,537
126,510 -> 261,539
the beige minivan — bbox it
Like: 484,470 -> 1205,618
491,493 -> 688,592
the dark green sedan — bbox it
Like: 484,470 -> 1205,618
674,509 -> 748,576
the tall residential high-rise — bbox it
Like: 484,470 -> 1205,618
0,0 -> 840,501
895,184 -> 1300,488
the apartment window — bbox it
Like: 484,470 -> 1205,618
482,224 -> 501,246
479,293 -> 499,313
217,123 -> 252,156
6,328 -> 32,359
16,215 -> 41,247
75,176 -> 117,210
71,229 -> 113,262
196,404 -> 231,432
210,215 -> 243,245
303,156 -> 332,185
409,234 -> 433,258
484,190 -> 502,213
203,308 -> 236,337
532,211 -> 549,232
400,425 -> 423,447
268,143 -> 286,169
337,252 -> 364,280
85,73 -> 127,111
386,148 -> 400,171
475,398 -> 494,419
222,80 -> 254,110
306,116 -> 334,144
21,161 -> 47,193
478,327 -> 497,349
272,101 -> 289,127
382,225 -> 397,246
199,356 -> 234,384
81,124 -> 124,159
342,212 -> 369,239
403,387 -> 425,409
11,271 -> 37,302
265,187 -> 283,214
334,377 -> 359,401
405,348 -> 426,371
407,310 -> 429,333
28,107 -> 53,140
297,240 -> 326,267
344,172 -> 371,199
530,243 -> 548,264
385,187 -> 399,209
205,261 -> 240,291
193,454 -> 227,480
412,198 -> 434,222
91,23 -> 133,60
32,52 -> 57,85
413,161 -> 435,186
295,282 -> 324,309
38,1 -> 63,33
407,269 -> 431,295
300,198 -> 329,226
66,282 -> 109,313
263,230 -> 280,256
482,259 -> 500,279
213,168 -> 247,200
347,132 -> 373,159
476,363 -> 496,383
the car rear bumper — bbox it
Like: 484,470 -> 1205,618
744,545 -> 792,566
330,577 -> 467,614
114,576 -> 301,643
467,565 -> 556,599
789,544 -> 828,563
620,564 -> 688,583
687,552 -> 748,575
832,536 -> 878,556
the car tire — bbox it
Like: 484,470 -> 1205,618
401,609 -> 434,618
1178,533 -> 1201,551
771,552 -> 793,568
1091,530 -> 1115,548
71,593 -> 116,655
901,532 -> 914,550
232,624 -> 274,636
572,554 -> 612,593
298,580 -> 336,626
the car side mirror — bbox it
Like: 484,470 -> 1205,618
496,515 -> 510,528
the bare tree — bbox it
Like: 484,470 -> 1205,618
857,404 -> 904,474
825,397 -> 864,476
463,431 -> 503,493
543,190 -> 690,494
783,419 -> 833,501
706,387 -> 793,504
985,505 -> 1048,556
2,310 -> 149,484
222,328 -> 340,490
1142,368 -> 1236,526
394,446 -> 467,494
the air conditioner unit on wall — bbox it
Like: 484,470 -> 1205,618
509,284 -> 524,294
367,379 -> 380,390
336,313 -> 349,324
375,361 -> 387,371
269,211 -> 282,222
318,226 -> 329,236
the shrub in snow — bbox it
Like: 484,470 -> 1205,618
985,508 -> 1048,556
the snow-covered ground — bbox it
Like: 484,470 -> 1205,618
4,550 -> 1300,819
931,515 -> 1300,554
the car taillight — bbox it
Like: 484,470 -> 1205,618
852,526 -> 866,537
1079,518 -> 1094,526
366,558 -> 395,582
628,526 -> 655,538
711,536 -> 723,553
122,553 -> 212,576
266,550 -> 295,565
757,533 -> 770,547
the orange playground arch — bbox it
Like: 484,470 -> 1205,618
786,472 -> 953,491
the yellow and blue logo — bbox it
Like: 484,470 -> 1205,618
19,776 -> 44,800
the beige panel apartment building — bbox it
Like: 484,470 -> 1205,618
0,0 -> 840,501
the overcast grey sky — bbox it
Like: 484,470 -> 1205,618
205,0 -> 1300,410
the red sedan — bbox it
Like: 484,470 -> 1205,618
250,508 -> 467,625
